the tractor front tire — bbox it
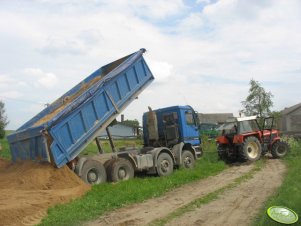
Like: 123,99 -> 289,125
271,141 -> 289,158
240,136 -> 262,162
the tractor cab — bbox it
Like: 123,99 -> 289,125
216,116 -> 289,162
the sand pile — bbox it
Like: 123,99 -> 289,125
0,159 -> 90,226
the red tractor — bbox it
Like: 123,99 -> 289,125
216,116 -> 289,162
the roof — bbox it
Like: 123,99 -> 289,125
198,113 -> 234,124
227,115 -> 257,122
281,102 -> 301,115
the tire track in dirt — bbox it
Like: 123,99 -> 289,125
84,163 -> 255,226
166,159 -> 286,226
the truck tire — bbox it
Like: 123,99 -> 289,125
157,153 -> 174,177
181,150 -> 195,169
110,159 -> 134,182
271,141 -> 289,158
240,136 -> 262,161
81,160 -> 107,184
104,159 -> 115,181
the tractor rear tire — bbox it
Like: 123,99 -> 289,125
81,160 -> 107,184
181,150 -> 195,169
157,153 -> 174,177
217,145 -> 228,161
240,136 -> 262,162
271,141 -> 289,158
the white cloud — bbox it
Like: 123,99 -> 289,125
146,59 -> 173,83
0,0 -> 301,129
23,68 -> 58,88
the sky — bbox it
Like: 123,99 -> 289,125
0,0 -> 301,130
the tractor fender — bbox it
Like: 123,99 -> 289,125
271,137 -> 281,146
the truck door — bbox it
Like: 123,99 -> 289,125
181,109 -> 200,145
162,112 -> 179,146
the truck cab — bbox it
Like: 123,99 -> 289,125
143,105 -> 202,157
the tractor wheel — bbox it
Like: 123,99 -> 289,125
157,153 -> 174,177
271,141 -> 289,158
240,136 -> 262,161
81,160 -> 107,184
217,145 -> 228,161
181,150 -> 195,169
109,159 -> 134,182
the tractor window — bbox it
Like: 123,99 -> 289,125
185,111 -> 194,125
238,120 -> 259,134
217,122 -> 237,135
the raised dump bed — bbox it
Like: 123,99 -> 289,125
7,49 -> 154,168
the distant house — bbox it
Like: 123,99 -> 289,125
99,122 -> 139,139
198,113 -> 234,125
280,103 -> 301,138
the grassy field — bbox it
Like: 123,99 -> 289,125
0,132 -> 11,160
80,138 -> 143,155
253,137 -> 301,226
39,139 -> 227,226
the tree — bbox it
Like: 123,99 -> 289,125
241,79 -> 274,118
0,100 -> 9,138
121,119 -> 139,127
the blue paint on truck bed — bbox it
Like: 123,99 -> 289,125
7,49 -> 154,168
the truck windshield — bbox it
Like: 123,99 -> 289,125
185,111 -> 194,125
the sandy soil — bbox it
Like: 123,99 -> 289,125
85,159 -> 286,226
0,159 -> 90,226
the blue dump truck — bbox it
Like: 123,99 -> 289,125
7,49 -> 202,184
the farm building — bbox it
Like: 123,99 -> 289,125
280,102 -> 301,138
198,113 -> 234,125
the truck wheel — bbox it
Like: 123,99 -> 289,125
240,136 -> 262,161
271,141 -> 289,158
157,153 -> 174,176
110,159 -> 134,182
182,150 -> 195,169
104,159 -> 115,181
81,160 -> 107,184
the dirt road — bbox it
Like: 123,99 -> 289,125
85,159 -> 286,226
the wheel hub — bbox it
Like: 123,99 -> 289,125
118,168 -> 126,179
247,141 -> 259,158
87,170 -> 98,183
183,157 -> 191,167
161,160 -> 169,172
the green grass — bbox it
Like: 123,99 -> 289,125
0,132 -> 12,160
80,139 -> 143,155
253,137 -> 301,226
39,141 -> 226,226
